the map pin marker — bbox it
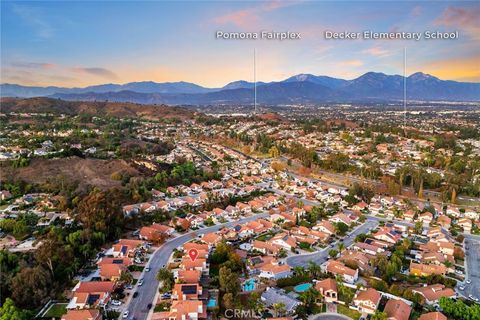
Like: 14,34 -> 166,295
188,248 -> 199,262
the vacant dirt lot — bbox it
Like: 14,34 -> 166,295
2,156 -> 143,190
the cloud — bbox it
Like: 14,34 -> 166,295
435,6 -> 480,37
12,4 -> 54,39
212,0 -> 301,28
72,67 -> 118,79
361,47 -> 390,57
338,59 -> 364,67
11,62 -> 56,69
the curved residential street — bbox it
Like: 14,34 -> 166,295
286,217 -> 378,267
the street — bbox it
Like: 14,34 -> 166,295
286,217 -> 379,267
462,237 -> 480,301
125,212 -> 268,320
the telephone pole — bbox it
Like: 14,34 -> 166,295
254,48 -> 257,115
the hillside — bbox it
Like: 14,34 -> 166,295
0,97 -> 198,120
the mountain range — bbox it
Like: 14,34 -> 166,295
2,72 -> 479,104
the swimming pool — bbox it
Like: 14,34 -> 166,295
294,283 -> 313,293
242,278 -> 256,291
207,298 -> 217,308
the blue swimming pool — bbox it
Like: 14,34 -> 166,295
294,283 -> 313,293
242,278 -> 256,291
207,298 -> 217,308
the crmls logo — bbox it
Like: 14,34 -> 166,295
224,309 -> 261,319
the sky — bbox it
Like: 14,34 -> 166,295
1,0 -> 479,88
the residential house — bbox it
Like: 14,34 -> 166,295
353,288 -> 381,315
172,283 -> 203,300
384,299 -> 412,320
67,281 -> 115,309
259,262 -> 292,280
315,278 -> 337,303
418,312 -> 447,320
409,262 -> 446,277
324,260 -> 359,284
412,284 -> 455,305
261,287 -> 301,315
62,309 -> 102,320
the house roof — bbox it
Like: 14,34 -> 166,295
384,299 -> 412,320
412,284 -> 455,302
61,309 -> 100,320
99,264 -> 123,278
261,288 -> 301,312
418,312 -> 447,320
355,288 -> 381,305
177,269 -> 201,283
315,278 -> 337,293
326,260 -> 357,277
75,281 -> 115,293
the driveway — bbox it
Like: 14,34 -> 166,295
125,212 -> 268,320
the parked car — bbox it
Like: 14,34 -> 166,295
111,300 -> 122,306
466,279 -> 472,284
123,311 -> 129,318
133,292 -> 139,298
138,279 -> 144,286
145,267 -> 150,272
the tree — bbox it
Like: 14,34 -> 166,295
156,268 -> 174,292
10,266 -> 53,308
247,292 -> 263,313
335,222 -> 349,236
371,311 -> 388,320
269,146 -> 280,158
222,292 -> 236,309
337,242 -> 345,253
299,287 -> 320,307
120,271 -> 134,284
329,249 -> 338,258
271,161 -> 286,172
414,221 -> 423,234
307,261 -> 322,279
272,302 -> 286,317
76,188 -> 126,240
0,298 -> 31,320
219,266 -> 240,295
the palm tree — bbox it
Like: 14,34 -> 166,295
299,288 -> 320,307
272,302 -> 286,317
337,242 -> 345,253
307,261 -> 321,279
293,266 -> 306,276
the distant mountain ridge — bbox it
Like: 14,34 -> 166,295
2,72 -> 479,104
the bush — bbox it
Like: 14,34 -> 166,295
277,275 -> 311,288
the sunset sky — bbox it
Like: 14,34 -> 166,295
1,1 -> 479,87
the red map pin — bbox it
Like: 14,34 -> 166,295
188,248 -> 199,262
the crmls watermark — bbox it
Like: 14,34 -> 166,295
224,309 -> 261,319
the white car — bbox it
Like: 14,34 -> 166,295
466,279 -> 472,284
145,267 -> 150,272
111,300 -> 122,306
138,279 -> 144,286
123,311 -> 129,318
459,286 -> 465,290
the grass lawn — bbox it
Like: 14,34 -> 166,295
43,303 -> 67,318
337,304 -> 361,320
